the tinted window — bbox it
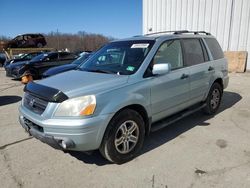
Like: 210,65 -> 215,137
153,40 -> 183,69
183,39 -> 205,66
47,53 -> 58,61
59,53 -> 77,60
204,38 -> 224,60
30,54 -> 47,62
200,39 -> 209,61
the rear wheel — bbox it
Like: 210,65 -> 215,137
203,82 -> 223,115
37,43 -> 43,48
99,109 -> 145,164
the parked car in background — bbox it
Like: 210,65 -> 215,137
42,52 -> 92,78
3,33 -> 47,49
0,53 -> 7,67
19,31 -> 229,164
6,51 -> 78,79
4,52 -> 44,68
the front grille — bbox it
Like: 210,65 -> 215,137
23,92 -> 48,115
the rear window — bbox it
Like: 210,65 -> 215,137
204,38 -> 224,60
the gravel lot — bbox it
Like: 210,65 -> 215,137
0,67 -> 250,188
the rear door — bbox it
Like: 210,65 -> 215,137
150,39 -> 191,122
182,38 -> 211,105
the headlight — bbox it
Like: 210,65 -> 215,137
54,95 -> 96,117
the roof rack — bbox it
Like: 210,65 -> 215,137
174,30 -> 211,35
145,30 -> 188,36
145,30 -> 211,36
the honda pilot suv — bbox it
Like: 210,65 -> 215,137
19,31 -> 229,164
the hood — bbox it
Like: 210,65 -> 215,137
8,60 -> 29,69
43,64 -> 77,77
38,70 -> 129,97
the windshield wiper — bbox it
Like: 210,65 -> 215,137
82,68 -> 116,74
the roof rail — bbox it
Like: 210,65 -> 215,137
145,30 -> 211,36
145,30 -> 188,36
174,30 -> 211,35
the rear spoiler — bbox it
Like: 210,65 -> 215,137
24,82 -> 68,103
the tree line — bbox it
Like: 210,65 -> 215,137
45,31 -> 113,52
0,31 -> 114,52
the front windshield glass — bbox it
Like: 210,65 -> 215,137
30,53 -> 48,62
78,40 -> 155,75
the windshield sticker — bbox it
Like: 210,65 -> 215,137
131,43 -> 149,48
126,66 -> 135,71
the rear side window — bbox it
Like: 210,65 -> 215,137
182,39 -> 205,66
204,38 -> 224,60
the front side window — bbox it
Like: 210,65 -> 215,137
78,40 -> 155,75
153,40 -> 183,69
47,53 -> 58,61
182,39 -> 205,66
14,36 -> 23,41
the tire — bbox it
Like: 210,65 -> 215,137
203,82 -> 223,115
29,69 -> 38,80
99,109 -> 145,164
37,43 -> 43,48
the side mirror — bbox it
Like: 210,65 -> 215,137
152,63 -> 171,75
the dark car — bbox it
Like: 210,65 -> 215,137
6,51 -> 78,79
0,53 -> 7,67
42,52 -> 92,78
4,34 -> 47,49
4,52 -> 44,68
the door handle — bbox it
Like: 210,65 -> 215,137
208,66 -> 214,71
181,74 -> 189,79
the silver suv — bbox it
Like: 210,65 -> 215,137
19,31 -> 229,164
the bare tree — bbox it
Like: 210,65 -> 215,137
45,31 -> 113,52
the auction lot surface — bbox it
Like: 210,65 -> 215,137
0,67 -> 250,188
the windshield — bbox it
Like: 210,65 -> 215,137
30,53 -> 48,62
78,40 -> 154,75
73,53 -> 91,65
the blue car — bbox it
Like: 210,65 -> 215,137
42,52 -> 91,78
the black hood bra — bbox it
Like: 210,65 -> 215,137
24,82 -> 68,103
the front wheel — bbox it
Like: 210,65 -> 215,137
203,82 -> 223,115
99,109 -> 145,164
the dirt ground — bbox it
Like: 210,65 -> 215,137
0,67 -> 250,188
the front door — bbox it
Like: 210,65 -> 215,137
150,39 -> 190,122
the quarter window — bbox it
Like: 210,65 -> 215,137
204,38 -> 224,60
153,40 -> 183,69
183,39 -> 205,66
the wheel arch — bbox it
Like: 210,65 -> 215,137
213,78 -> 223,91
114,104 -> 151,136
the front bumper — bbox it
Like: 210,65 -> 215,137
5,68 -> 22,79
19,105 -> 114,151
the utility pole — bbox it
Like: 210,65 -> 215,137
57,29 -> 59,51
